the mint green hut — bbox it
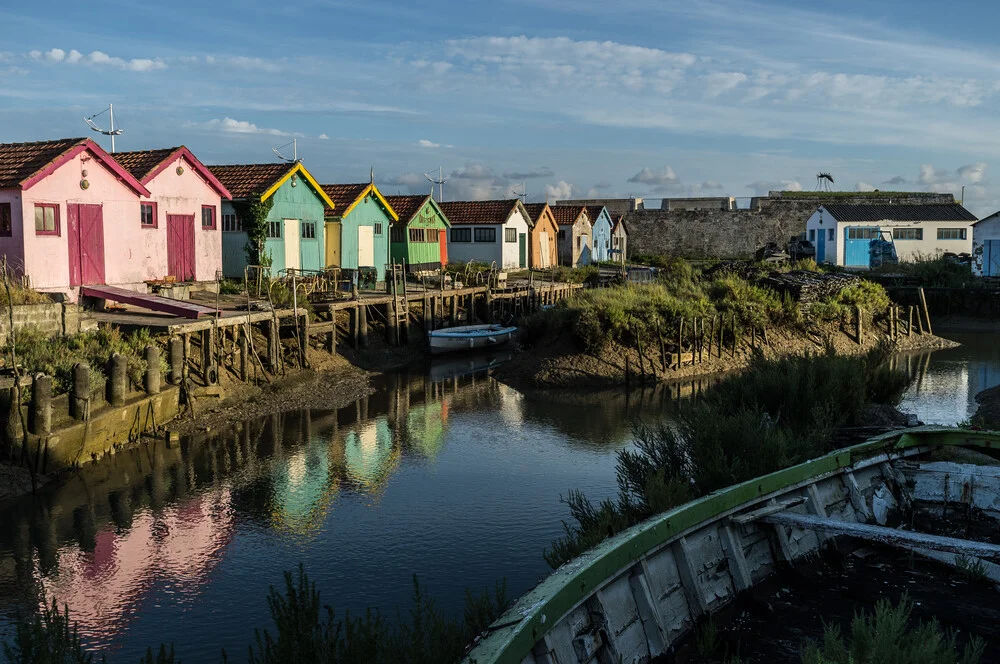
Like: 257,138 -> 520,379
384,194 -> 451,272
210,162 -> 336,278
321,183 -> 398,283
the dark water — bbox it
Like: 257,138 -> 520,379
1,332 -> 996,662
896,331 -> 1000,425
0,357 -> 710,662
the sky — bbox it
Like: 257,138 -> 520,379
2,0 -> 999,214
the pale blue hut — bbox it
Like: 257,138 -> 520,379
586,205 -> 614,263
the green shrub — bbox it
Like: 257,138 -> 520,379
3,598 -> 103,663
801,594 -> 984,664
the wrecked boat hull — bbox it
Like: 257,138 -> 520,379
463,427 -> 1000,664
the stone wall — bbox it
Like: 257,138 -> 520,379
625,192 -> 961,259
0,303 -> 95,345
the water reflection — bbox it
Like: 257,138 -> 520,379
896,331 -> 1000,425
0,357 -> 673,662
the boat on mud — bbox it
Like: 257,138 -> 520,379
463,426 -> 1000,663
428,324 -> 517,355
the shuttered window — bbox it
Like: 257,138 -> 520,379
504,228 -> 517,243
222,214 -> 243,232
474,228 -> 496,243
451,228 -> 471,243
390,225 -> 405,243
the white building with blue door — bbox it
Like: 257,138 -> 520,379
805,203 -> 976,268
973,211 -> 1000,276
439,199 -> 532,270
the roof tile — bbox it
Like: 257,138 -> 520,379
822,203 -> 976,223
384,194 -> 431,224
438,200 -> 520,226
550,205 -> 586,227
0,138 -> 88,188
208,163 -> 295,199
111,147 -> 179,181
321,183 -> 370,215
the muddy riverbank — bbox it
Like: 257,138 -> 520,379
495,323 -> 958,389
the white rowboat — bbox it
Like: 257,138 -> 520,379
427,324 -> 517,355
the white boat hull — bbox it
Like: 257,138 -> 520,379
427,324 -> 517,355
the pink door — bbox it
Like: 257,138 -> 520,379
167,214 -> 195,281
67,204 -> 106,286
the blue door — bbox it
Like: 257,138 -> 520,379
816,229 -> 826,262
986,240 -> 1000,276
844,226 -> 878,267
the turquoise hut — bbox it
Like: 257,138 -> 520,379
586,205 -> 614,263
210,162 -> 336,278
321,182 -> 398,283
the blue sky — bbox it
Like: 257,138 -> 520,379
2,0 -> 999,213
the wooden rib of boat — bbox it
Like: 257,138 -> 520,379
463,426 -> 1000,664
428,324 -> 517,355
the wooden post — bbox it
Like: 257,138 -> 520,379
855,305 -> 864,345
706,316 -> 714,357
300,313 -> 309,367
485,289 -> 494,324
71,362 -> 89,420
915,304 -> 924,335
698,318 -> 704,363
450,295 -> 458,326
919,287 -> 933,335
30,374 -> 51,436
168,337 -> 184,385
718,315 -> 723,358
108,353 -> 127,407
200,329 -> 212,376
907,305 -> 914,336
731,314 -> 738,357
358,305 -> 369,348
240,329 -> 249,381
144,345 -> 160,395
676,318 -> 684,370
327,312 -> 336,355
182,333 -> 191,374
656,321 -> 667,372
423,295 -> 433,332
387,301 -> 398,346
690,316 -> 697,366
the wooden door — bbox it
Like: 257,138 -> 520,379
284,219 -> 300,271
325,221 -> 342,267
167,214 -> 195,281
438,229 -> 448,265
358,225 -> 375,267
518,233 -> 527,268
538,231 -> 550,268
68,204 -> 106,286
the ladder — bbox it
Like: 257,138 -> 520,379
387,262 -> 410,344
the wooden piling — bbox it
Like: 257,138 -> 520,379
240,329 -> 249,381
168,337 -> 184,385
919,287 -> 933,336
907,305 -> 914,336
300,313 -> 309,367
676,318 -> 684,370
387,301 -> 398,346
327,314 -> 336,355
108,353 -> 127,406
71,362 -> 90,420
30,374 -> 51,436
358,305 -> 369,348
144,346 -> 160,395
450,295 -> 458,326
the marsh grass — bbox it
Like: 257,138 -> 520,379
545,344 -> 911,568
800,594 -> 984,664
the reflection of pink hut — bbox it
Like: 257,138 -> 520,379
112,147 -> 232,283
0,138 -> 150,300
41,491 -> 235,639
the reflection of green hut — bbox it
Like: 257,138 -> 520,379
343,416 -> 398,488
405,400 -> 448,460
271,447 -> 338,533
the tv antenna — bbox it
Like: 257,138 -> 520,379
425,166 -> 447,201
272,139 -> 300,163
84,104 -> 124,153
510,182 -> 526,202
816,172 -> 835,192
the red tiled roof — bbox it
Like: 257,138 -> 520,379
585,205 -> 607,224
111,148 -> 179,181
522,203 -> 550,223
321,183 -> 369,215
0,137 -> 87,188
208,163 -> 295,199
438,199 -> 520,226
384,194 -> 430,224
550,205 -> 586,227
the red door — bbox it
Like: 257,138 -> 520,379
438,229 -> 448,266
167,214 -> 196,281
67,204 -> 106,287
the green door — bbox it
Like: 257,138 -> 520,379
518,233 -> 527,268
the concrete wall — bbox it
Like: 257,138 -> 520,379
661,197 -> 735,211
0,302 -> 95,345
447,224 -> 503,266
143,154 -> 224,282
556,198 -> 643,215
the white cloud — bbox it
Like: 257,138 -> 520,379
745,180 -> 802,195
318,133 -> 329,140
699,180 -> 724,190
959,162 -> 987,183
192,117 -> 302,138
30,47 -> 166,71
544,181 -> 575,201
417,139 -> 440,148
204,55 -> 282,73
855,181 -> 877,192
628,166 -> 678,186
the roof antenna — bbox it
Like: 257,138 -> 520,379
370,166 -> 374,185
511,181 -> 526,202
425,166 -> 447,202
84,103 -> 123,153
816,172 -> 835,192
273,139 -> 300,163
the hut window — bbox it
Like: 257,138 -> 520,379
451,228 -> 471,243
937,228 -> 967,240
201,205 -> 216,230
140,202 -> 157,229
827,228 -> 835,241
374,223 -> 383,235
474,228 -> 496,243
391,225 -> 405,243
504,228 -> 517,243
893,228 -> 922,241
301,222 -> 316,239
428,230 -> 438,243
34,203 -> 59,236
409,228 -> 423,242
0,202 -> 10,237
267,221 -> 282,238
222,214 -> 243,232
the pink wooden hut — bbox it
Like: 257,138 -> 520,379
112,147 -> 232,283
0,138 -> 151,300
